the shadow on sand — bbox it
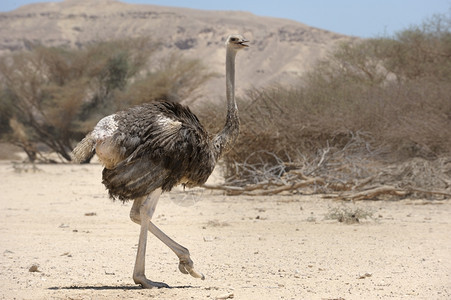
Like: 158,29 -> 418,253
49,284 -> 198,290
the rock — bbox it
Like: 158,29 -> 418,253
29,264 -> 40,272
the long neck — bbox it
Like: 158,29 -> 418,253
213,47 -> 240,158
226,48 -> 237,113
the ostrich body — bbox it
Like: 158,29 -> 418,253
72,34 -> 248,288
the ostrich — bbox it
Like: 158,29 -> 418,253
71,34 -> 248,288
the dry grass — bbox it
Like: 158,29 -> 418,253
325,206 -> 375,224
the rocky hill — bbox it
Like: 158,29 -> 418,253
0,0 -> 353,101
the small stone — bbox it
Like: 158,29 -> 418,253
215,292 -> 234,299
29,264 -> 40,272
203,236 -> 215,242
358,272 -> 372,279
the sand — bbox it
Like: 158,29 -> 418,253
1,161 -> 450,299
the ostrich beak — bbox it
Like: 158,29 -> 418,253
239,40 -> 249,47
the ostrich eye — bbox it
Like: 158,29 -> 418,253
230,37 -> 237,42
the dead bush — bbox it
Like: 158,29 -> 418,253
199,15 -> 451,198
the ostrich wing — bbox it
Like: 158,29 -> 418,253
101,120 -> 181,201
101,102 -> 214,201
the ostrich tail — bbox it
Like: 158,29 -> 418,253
71,132 -> 96,163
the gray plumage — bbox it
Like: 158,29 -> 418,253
102,101 -> 217,200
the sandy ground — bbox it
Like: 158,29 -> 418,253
0,161 -> 450,300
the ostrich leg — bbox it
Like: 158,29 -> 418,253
148,222 -> 205,280
130,195 -> 204,281
132,188 -> 169,288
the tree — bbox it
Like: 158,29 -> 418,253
0,38 -> 213,162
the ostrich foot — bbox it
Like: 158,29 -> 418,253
133,275 -> 170,289
178,257 -> 205,280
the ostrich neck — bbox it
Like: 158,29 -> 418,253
226,49 -> 237,112
213,48 -> 240,158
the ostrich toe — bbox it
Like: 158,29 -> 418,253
178,258 -> 205,280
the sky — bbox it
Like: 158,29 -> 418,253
0,0 -> 450,38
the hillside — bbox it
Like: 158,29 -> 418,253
0,0 -> 353,101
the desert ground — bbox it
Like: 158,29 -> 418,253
1,159 -> 450,300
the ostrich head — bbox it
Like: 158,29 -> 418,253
226,34 -> 249,50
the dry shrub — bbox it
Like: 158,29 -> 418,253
199,78 -> 450,187
325,206 -> 374,224
198,15 -> 451,194
377,157 -> 451,192
0,38 -> 156,161
0,38 -> 213,161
